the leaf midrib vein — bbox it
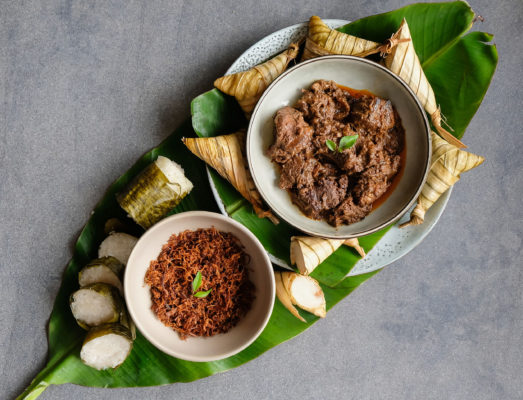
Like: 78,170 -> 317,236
422,19 -> 473,70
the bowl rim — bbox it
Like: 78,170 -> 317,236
123,210 -> 275,362
246,54 -> 432,239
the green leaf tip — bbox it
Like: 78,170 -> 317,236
326,135 -> 358,153
339,135 -> 358,152
325,139 -> 337,152
194,289 -> 212,298
192,271 -> 203,292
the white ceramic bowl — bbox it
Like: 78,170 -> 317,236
247,55 -> 431,239
124,211 -> 275,362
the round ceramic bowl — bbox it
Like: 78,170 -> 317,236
247,55 -> 431,239
124,211 -> 275,362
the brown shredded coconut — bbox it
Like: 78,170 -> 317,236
144,227 -> 255,339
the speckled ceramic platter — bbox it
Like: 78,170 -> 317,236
207,20 -> 451,276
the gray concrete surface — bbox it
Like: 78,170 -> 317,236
1,0 -> 522,399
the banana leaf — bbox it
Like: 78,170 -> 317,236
17,118 -> 381,399
19,2 -> 497,398
338,0 -> 498,139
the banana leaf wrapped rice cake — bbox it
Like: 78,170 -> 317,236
383,19 -> 466,148
71,231 -> 138,370
79,256 -> 124,293
183,132 -> 278,224
214,43 -> 299,117
80,323 -> 134,370
302,16 -> 406,61
401,132 -> 484,227
117,156 -> 193,230
290,236 -> 365,275
98,232 -> 138,265
70,283 -> 126,330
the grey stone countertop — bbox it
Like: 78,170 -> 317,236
1,0 -> 521,399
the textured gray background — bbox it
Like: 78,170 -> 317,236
1,0 -> 522,399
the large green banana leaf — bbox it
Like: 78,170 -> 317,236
17,119 -> 381,400
338,0 -> 497,139
19,2 -> 497,399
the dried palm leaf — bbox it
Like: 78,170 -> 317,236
183,132 -> 278,224
302,16 -> 406,61
384,19 -> 466,148
344,238 -> 366,258
214,43 -> 299,116
400,132 -> 484,227
290,236 -> 365,275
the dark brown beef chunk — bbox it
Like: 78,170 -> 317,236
383,124 -> 404,154
296,86 -> 335,121
351,96 -> 396,133
296,80 -> 351,123
353,156 -> 401,206
267,107 -> 313,163
327,196 -> 371,226
269,80 -> 405,227
291,175 -> 348,219
279,156 -> 318,189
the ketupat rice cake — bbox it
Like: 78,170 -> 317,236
79,256 -> 124,292
98,232 -> 138,265
69,283 -> 124,330
80,323 -> 133,370
117,156 -> 193,230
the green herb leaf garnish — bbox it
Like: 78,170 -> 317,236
192,271 -> 211,297
193,289 -> 212,298
192,271 -> 202,292
338,135 -> 358,152
326,136 -> 358,153
325,139 -> 337,152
